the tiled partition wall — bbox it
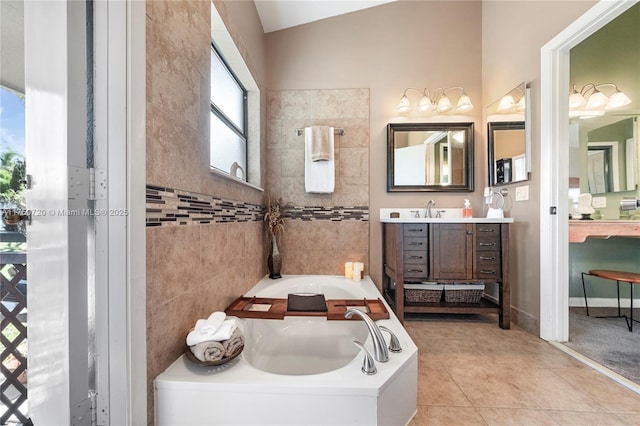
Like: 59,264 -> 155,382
266,89 -> 370,275
145,1 -> 266,423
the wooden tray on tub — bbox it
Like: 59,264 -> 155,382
224,296 -> 389,321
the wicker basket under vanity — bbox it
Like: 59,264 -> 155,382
443,283 -> 485,304
404,283 -> 444,303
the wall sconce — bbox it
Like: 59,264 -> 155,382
397,86 -> 473,114
569,83 -> 632,118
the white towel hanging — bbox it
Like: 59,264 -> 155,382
304,126 -> 335,193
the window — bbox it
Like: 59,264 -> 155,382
210,43 -> 248,181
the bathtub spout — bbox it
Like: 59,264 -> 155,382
344,308 -> 389,363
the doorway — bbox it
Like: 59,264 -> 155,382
540,0 -> 640,392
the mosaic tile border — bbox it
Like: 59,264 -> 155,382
146,184 -> 369,227
146,185 -> 263,227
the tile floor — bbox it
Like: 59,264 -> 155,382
404,314 -> 640,425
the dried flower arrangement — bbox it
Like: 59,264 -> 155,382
264,196 -> 286,236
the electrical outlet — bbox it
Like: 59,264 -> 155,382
515,185 -> 529,201
483,187 -> 491,197
592,196 -> 607,208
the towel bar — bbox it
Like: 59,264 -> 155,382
295,127 -> 345,136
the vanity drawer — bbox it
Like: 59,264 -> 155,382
404,263 -> 429,278
403,224 -> 428,236
475,251 -> 501,278
475,231 -> 501,251
404,250 -> 428,264
404,237 -> 428,250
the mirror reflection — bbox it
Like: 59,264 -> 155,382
488,122 -> 526,185
387,122 -> 474,192
487,82 -> 530,186
569,115 -> 639,219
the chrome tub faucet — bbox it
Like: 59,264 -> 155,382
344,308 -> 389,363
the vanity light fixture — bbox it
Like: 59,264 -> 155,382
569,83 -> 632,118
497,88 -> 525,113
397,86 -> 473,114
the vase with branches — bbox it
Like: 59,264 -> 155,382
264,196 -> 287,279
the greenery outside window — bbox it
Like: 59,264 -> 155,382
210,43 -> 248,181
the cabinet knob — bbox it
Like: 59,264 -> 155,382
408,228 -> 424,232
478,228 -> 495,233
408,255 -> 423,259
480,270 -> 496,274
479,256 -> 496,260
408,242 -> 423,246
479,242 -> 496,246
407,269 -> 424,273
466,230 -> 473,235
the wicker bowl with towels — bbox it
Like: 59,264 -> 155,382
184,313 -> 245,366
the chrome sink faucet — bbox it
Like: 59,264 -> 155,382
426,200 -> 436,218
344,308 -> 389,363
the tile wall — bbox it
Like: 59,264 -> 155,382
266,89 -> 370,276
145,1 -> 265,423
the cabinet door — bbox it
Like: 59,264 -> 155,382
431,223 -> 473,280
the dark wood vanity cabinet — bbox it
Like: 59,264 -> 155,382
383,222 -> 510,329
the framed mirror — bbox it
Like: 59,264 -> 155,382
387,122 -> 474,192
488,121 -> 527,185
487,82 -> 531,186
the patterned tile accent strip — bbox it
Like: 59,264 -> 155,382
287,206 -> 369,222
146,184 -> 369,226
146,184 -> 263,227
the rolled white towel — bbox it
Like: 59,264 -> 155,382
186,318 -> 237,346
222,328 -> 244,356
190,340 -> 225,362
186,312 -> 227,346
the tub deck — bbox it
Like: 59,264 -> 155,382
155,275 -> 418,426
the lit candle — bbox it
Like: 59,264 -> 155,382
352,262 -> 363,281
345,262 -> 353,279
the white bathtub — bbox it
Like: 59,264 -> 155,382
154,275 -> 418,426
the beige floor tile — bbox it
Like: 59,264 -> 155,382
446,365 -> 539,409
552,367 -> 640,414
476,407 -> 558,425
405,316 -> 640,425
546,410 -> 630,425
507,367 -> 606,412
409,405 -> 487,426
418,361 -> 472,407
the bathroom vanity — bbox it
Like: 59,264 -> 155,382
381,217 -> 513,328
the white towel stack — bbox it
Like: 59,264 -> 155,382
304,126 -> 335,193
186,312 -> 237,346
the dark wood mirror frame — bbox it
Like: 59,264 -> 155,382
387,122 -> 475,192
487,121 -> 527,186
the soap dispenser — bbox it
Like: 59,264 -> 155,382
463,199 -> 472,218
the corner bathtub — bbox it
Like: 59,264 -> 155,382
154,275 -> 418,426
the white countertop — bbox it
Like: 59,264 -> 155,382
380,217 -> 514,223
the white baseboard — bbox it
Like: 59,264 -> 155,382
569,297 -> 640,308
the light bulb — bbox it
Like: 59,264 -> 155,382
436,96 -> 452,112
456,94 -> 473,112
397,95 -> 411,113
605,91 -> 632,110
497,95 -> 515,112
418,95 -> 433,112
585,90 -> 608,109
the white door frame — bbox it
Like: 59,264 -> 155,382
24,1 -> 146,423
93,1 -> 147,424
539,0 -> 638,342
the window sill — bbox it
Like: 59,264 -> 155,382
209,168 -> 264,192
